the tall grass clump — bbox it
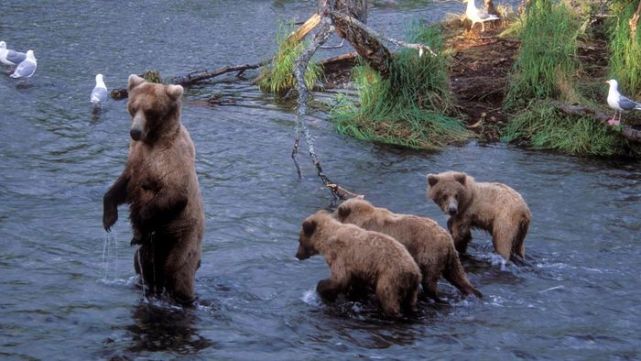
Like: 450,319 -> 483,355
258,23 -> 323,96
331,24 -> 470,150
502,101 -> 639,157
504,0 -> 581,109
608,1 -> 641,98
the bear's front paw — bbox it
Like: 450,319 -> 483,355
316,279 -> 340,302
103,206 -> 118,232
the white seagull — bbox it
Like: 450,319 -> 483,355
605,79 -> 641,126
91,73 -> 108,106
466,0 -> 500,32
0,41 -> 27,66
10,50 -> 37,79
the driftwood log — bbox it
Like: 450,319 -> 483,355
110,62 -> 267,99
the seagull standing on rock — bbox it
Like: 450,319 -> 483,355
0,41 -> 26,66
605,79 -> 641,126
91,74 -> 108,107
10,50 -> 37,79
466,0 -> 500,32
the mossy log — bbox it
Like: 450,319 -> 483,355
552,101 -> 641,142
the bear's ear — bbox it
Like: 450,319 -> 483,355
302,220 -> 317,237
128,74 -> 145,90
454,173 -> 466,185
337,205 -> 351,220
427,174 -> 439,187
166,84 -> 184,101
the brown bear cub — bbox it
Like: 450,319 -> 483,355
296,210 -> 421,318
335,198 -> 482,301
426,171 -> 531,263
102,74 -> 205,305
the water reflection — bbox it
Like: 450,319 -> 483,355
124,302 -> 214,356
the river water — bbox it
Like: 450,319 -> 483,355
1,1 -> 640,360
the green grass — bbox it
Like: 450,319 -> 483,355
497,1 -> 640,157
608,1 -> 641,98
331,24 -> 470,150
258,23 -> 323,96
504,0 -> 582,109
502,101 -> 639,157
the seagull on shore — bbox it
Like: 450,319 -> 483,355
10,50 -> 37,79
0,41 -> 26,66
605,79 -> 641,126
466,0 -> 500,32
91,74 -> 108,106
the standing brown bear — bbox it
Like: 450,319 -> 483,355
335,198 -> 482,301
426,171 -> 531,262
102,74 -> 205,305
296,210 -> 421,318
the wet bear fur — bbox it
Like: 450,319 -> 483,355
296,210 -> 421,318
426,171 -> 530,262
102,74 -> 204,305
335,198 -> 482,301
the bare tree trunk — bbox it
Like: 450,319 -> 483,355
331,0 -> 392,77
289,0 -> 436,199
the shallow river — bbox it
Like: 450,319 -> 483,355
1,1 -> 641,360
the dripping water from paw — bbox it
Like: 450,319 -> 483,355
136,246 -> 148,302
101,232 -> 119,283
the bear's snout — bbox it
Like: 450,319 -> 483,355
130,128 -> 142,141
130,111 -> 146,141
447,199 -> 458,216
296,244 -> 313,260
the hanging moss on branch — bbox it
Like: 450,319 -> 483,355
258,23 -> 323,97
331,24 -> 470,150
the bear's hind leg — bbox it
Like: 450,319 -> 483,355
164,252 -> 198,306
491,223 -> 516,261
421,272 -> 442,303
376,281 -> 402,318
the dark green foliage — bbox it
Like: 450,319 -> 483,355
258,24 -> 322,96
143,70 -> 163,84
331,24 -> 470,150
502,101 -> 640,157
504,0 -> 581,109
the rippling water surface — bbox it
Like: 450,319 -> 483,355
1,1 -> 640,360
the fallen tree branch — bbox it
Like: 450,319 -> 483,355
291,18 -> 338,197
169,61 -> 268,86
329,10 -> 438,57
325,184 -> 363,199
110,61 -> 267,99
288,13 -> 322,43
551,101 -> 641,142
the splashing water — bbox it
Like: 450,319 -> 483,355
301,289 -> 321,306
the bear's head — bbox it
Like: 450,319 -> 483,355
126,74 -> 184,143
427,171 -> 471,217
296,210 -> 333,260
335,196 -> 372,225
